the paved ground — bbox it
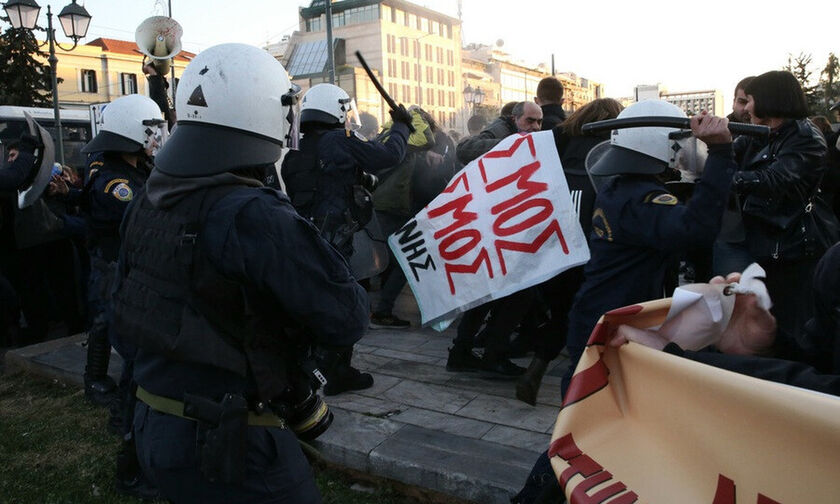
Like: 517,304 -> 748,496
3,286 -> 570,503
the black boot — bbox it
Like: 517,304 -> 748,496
318,347 -> 373,396
84,325 -> 116,406
446,345 -> 482,372
516,357 -> 549,406
115,434 -> 160,501
480,349 -> 526,378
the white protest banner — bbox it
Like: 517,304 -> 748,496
388,130 -> 590,328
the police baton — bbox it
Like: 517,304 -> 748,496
355,51 -> 415,132
581,116 -> 770,138
355,50 -> 399,111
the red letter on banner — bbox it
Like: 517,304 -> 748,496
444,247 -> 493,295
495,219 -> 570,275
487,161 -> 547,214
427,194 -> 477,240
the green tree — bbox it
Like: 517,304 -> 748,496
821,52 -> 839,111
784,52 -> 823,114
0,16 -> 57,107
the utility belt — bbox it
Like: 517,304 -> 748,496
136,386 -> 286,484
136,386 -> 286,428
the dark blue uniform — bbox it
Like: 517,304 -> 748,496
82,153 -> 149,404
283,123 -> 409,258
562,143 -> 736,393
118,171 -> 368,503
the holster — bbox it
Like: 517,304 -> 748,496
183,392 -> 248,484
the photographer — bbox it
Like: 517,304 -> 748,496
113,44 -> 367,503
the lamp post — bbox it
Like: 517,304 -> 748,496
463,84 -> 484,115
3,0 -> 92,165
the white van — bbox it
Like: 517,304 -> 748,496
0,106 -> 92,170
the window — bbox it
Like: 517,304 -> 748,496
402,85 -> 410,101
306,17 -> 322,31
448,71 -> 454,87
381,4 -> 391,21
387,34 -> 396,53
401,61 -> 409,79
424,44 -> 431,61
81,69 -> 97,93
413,40 -> 420,58
437,68 -> 443,85
426,66 -> 433,84
436,47 -> 443,64
120,73 -> 137,95
427,88 -> 434,105
388,59 -> 397,77
400,37 -> 409,56
414,63 -> 420,81
447,50 -> 453,66
416,86 -> 421,103
438,90 -> 444,105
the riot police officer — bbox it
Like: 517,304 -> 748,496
561,100 -> 736,395
113,44 -> 368,503
79,94 -> 165,406
282,83 -> 412,395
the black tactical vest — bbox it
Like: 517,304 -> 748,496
113,186 -> 291,402
281,131 -> 323,219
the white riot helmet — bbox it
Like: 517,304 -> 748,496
300,83 -> 354,127
82,94 -> 164,154
588,99 -> 686,177
155,43 -> 299,177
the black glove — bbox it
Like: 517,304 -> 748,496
17,132 -> 42,155
389,104 -> 414,132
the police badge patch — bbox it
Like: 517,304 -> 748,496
111,182 -> 133,202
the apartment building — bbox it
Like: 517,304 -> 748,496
32,37 -> 192,110
284,0 -> 462,128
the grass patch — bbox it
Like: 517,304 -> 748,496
0,371 -> 428,504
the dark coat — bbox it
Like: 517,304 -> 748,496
734,119 -> 827,260
455,116 -> 516,165
540,103 -> 567,131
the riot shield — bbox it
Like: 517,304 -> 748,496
348,212 -> 389,280
18,112 -> 56,209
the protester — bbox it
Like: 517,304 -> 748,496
370,107 -> 456,329
734,70 -> 832,355
714,76 -> 756,277
535,76 -> 566,130
466,114 -> 487,136
447,101 -> 549,379
560,101 -> 735,395
456,101 -> 543,165
515,98 -> 624,405
281,82 -> 412,395
112,43 -> 367,503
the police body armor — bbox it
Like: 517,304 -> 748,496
114,186 -> 290,402
282,131 -> 374,257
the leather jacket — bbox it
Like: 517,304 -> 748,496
734,119 -> 827,259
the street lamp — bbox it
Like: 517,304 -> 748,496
3,0 -> 92,165
463,84 -> 484,114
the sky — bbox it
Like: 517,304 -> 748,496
44,0 -> 837,108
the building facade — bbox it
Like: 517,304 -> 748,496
633,84 -> 724,116
284,0 -> 463,129
33,37 -> 192,110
